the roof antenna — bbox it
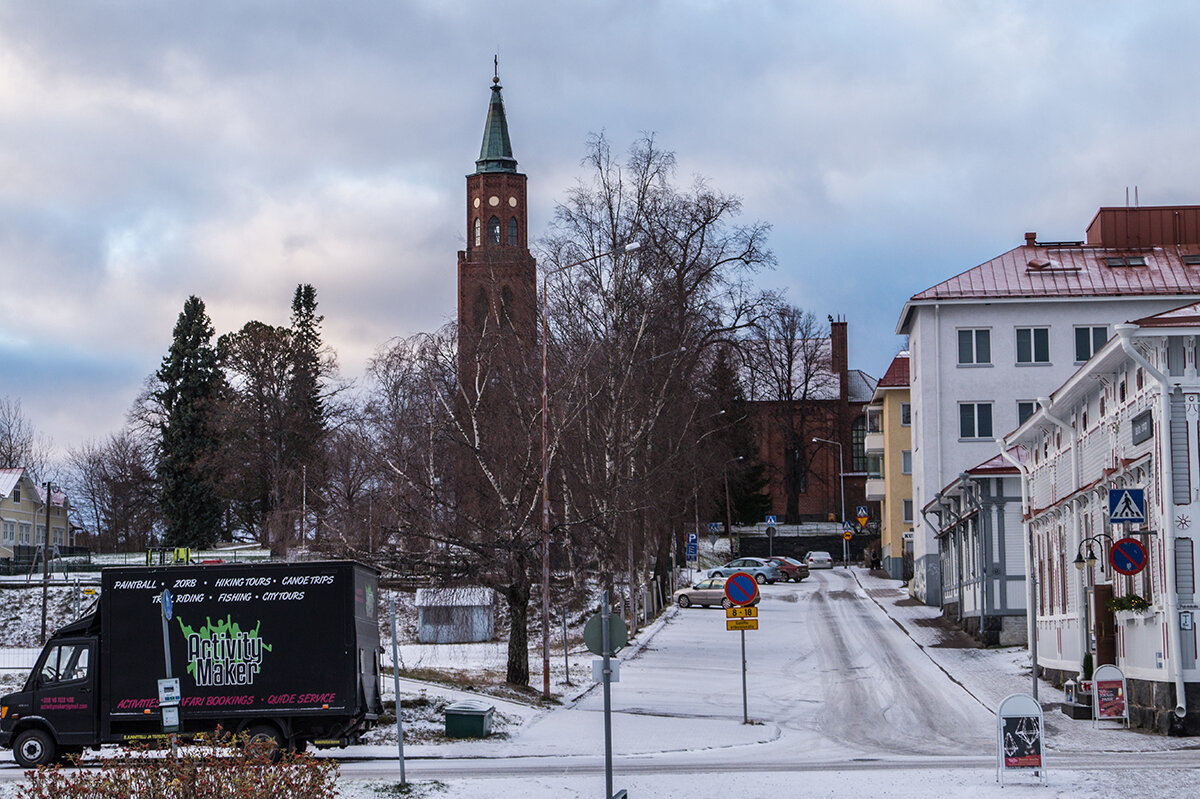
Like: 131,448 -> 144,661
494,52 -> 499,84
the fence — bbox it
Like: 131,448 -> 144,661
0,648 -> 40,673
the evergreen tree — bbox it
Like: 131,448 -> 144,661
155,296 -> 223,549
287,284 -> 329,542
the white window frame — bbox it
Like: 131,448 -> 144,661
957,328 -> 991,366
900,402 -> 911,426
959,402 -> 994,440
901,450 -> 912,475
1074,325 -> 1108,363
1017,400 -> 1037,427
902,499 -> 914,525
1015,326 -> 1050,365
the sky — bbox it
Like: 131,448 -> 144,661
5,0 -> 1200,460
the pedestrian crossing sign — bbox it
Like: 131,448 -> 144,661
1108,488 -> 1146,524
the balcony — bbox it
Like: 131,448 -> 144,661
864,432 -> 885,454
865,478 -> 886,501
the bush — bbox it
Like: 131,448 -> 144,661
18,732 -> 339,799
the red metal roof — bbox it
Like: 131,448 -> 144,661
1132,300 -> 1200,328
909,244 -> 1200,303
876,352 -> 909,388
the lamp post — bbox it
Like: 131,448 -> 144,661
1074,533 -> 1116,572
812,437 -> 846,566
540,240 -> 640,699
40,481 -> 58,645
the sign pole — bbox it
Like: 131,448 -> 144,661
741,628 -> 748,724
390,595 -> 406,784
601,589 -> 614,799
159,589 -> 178,757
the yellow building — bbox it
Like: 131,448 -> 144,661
864,353 -> 912,580
0,467 -> 72,560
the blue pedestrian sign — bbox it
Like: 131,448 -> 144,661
708,522 -> 721,534
765,515 -> 777,525
1108,489 -> 1146,524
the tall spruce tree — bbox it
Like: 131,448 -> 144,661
286,284 -> 328,542
155,296 -> 223,548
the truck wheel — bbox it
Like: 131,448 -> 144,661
244,724 -> 283,763
14,729 -> 55,768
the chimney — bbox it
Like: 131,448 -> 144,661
830,316 -> 848,401
1024,232 -> 1037,246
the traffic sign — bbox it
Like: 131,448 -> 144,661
1108,489 -> 1146,523
724,572 -> 759,606
161,589 -> 173,621
726,618 -> 759,631
843,529 -> 853,541
583,612 -> 628,655
686,532 -> 698,562
765,515 -> 777,525
708,522 -> 721,534
856,505 -> 869,526
1110,537 -> 1148,576
843,521 -> 854,533
726,606 -> 758,618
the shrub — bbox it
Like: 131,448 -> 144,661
18,732 -> 339,799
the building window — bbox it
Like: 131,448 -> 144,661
1017,400 -> 1037,426
900,402 -> 911,426
18,523 -> 31,545
958,329 -> 991,365
473,217 -> 481,247
901,450 -> 912,474
851,416 -> 868,472
488,216 -> 501,245
1,521 -> 13,543
959,402 -> 993,439
867,454 -> 883,479
902,499 -> 914,525
11,486 -> 19,504
508,217 -> 519,246
1075,326 -> 1108,362
1016,327 -> 1050,364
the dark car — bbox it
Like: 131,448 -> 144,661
766,555 -> 809,582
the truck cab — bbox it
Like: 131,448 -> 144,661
0,614 -> 100,767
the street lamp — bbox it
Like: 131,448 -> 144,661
1074,533 -> 1115,571
722,455 -> 744,538
540,240 -> 640,699
812,437 -> 846,567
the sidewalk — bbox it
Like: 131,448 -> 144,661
853,567 -> 1199,753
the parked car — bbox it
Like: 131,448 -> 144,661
707,557 -> 782,584
673,577 -> 761,609
766,555 -> 809,582
806,550 -> 834,569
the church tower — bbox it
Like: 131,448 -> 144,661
457,70 -> 537,366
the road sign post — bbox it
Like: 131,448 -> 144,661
722,572 -> 758,725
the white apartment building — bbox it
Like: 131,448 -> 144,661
898,206 -> 1200,606
1004,304 -> 1200,734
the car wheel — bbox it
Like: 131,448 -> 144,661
721,598 -> 733,609
677,595 -> 691,608
755,573 -> 767,584
14,728 -> 55,768
244,724 -> 284,763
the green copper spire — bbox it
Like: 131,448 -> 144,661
476,74 -> 517,174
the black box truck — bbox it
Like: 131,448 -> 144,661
0,560 -> 383,766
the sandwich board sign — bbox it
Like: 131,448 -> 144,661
996,693 -> 1046,785
1092,664 -> 1129,728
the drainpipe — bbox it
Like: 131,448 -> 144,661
1037,397 -> 1087,676
997,440 -> 1037,701
1115,324 -> 1187,721
960,472 -> 985,629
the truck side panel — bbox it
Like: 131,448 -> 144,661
101,561 -> 369,738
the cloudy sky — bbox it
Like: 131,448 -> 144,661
4,0 -> 1200,459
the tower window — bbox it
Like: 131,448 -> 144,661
488,216 -> 501,245
473,218 -> 481,247
508,217 -> 519,246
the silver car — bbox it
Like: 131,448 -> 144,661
806,550 -> 834,569
674,577 -> 734,608
707,557 -> 782,584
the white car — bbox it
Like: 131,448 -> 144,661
806,550 -> 834,569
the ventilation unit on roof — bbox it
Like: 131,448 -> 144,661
1183,254 -> 1200,266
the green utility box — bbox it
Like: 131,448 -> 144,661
444,700 -> 495,738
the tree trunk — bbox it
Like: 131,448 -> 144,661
503,576 -> 531,687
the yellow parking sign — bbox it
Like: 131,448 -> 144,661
726,606 -> 758,618
726,618 -> 759,631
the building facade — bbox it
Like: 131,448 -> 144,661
0,468 -> 73,560
899,206 -> 1200,606
1005,304 -> 1200,733
865,352 -> 913,580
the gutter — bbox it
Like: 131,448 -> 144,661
996,441 -> 1037,701
1114,323 -> 1187,721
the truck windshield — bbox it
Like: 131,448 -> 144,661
39,644 -> 90,684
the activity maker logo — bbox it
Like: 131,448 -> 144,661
179,615 -> 273,687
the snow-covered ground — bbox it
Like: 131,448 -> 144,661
3,564 -> 1198,798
